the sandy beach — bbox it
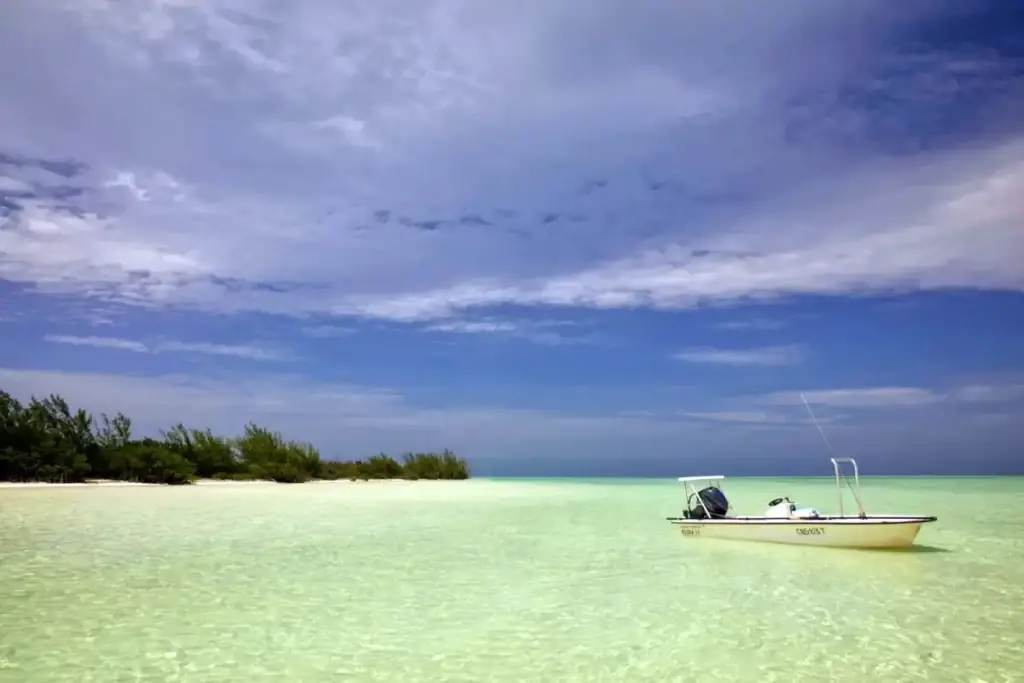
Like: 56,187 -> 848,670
0,478 -> 425,489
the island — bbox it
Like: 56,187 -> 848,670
0,389 -> 470,485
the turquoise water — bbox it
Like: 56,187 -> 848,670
1,477 -> 1023,682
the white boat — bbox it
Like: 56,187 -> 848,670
666,457 -> 937,549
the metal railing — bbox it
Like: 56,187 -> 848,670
831,457 -> 866,518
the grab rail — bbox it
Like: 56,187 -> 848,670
830,457 -> 866,518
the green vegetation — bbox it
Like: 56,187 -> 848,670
0,389 -> 471,485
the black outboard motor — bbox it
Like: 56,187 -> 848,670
684,485 -> 730,519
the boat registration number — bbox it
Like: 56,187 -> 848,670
679,527 -> 701,536
796,527 -> 825,536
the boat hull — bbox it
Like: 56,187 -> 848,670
667,515 -> 937,549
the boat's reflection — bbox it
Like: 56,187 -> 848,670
677,537 -> 951,587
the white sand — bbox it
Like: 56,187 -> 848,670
0,480 -> 153,489
0,478 -> 424,489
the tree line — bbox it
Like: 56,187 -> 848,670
0,389 -> 470,485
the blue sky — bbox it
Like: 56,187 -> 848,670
1,0 -> 1023,475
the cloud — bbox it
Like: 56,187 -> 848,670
1,2 -> 1022,325
43,334 -> 289,361
0,366 -> 704,457
346,142 -> 1024,321
2,3 -> 1023,475
712,318 -> 785,331
951,384 -> 1024,404
44,334 -> 148,353
698,381 -> 1024,428
673,344 -> 805,366
423,317 -> 597,346
301,325 -> 356,339
1,366 -> 1020,469
684,411 -> 793,424
760,383 -> 1024,409
155,341 -> 289,361
681,411 -> 850,429
762,387 -> 945,408
969,412 -> 1021,426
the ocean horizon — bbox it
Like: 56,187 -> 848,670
2,476 -> 1022,681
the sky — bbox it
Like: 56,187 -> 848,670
1,0 -> 1023,476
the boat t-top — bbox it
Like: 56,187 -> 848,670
666,457 -> 937,549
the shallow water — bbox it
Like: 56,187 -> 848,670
1,477 -> 1022,682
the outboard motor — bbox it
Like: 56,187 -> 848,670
684,486 -> 730,519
